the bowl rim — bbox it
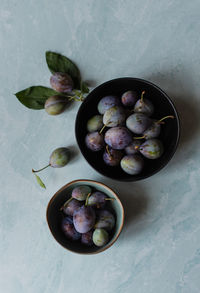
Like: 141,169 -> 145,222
46,179 -> 125,255
75,77 -> 181,181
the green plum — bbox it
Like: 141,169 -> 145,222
50,147 -> 70,167
120,155 -> 144,175
87,115 -> 103,132
32,147 -> 70,188
92,228 -> 109,247
139,139 -> 164,159
44,95 -> 68,115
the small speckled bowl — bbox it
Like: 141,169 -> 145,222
46,179 -> 124,254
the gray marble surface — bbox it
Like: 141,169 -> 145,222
1,0 -> 200,292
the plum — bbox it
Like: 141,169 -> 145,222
49,147 -> 70,168
61,217 -> 81,241
87,115 -> 103,132
97,96 -> 121,114
62,198 -> 82,216
134,91 -> 154,116
126,113 -> 152,134
139,139 -> 164,159
72,185 -> 92,201
81,231 -> 93,246
87,191 -> 113,209
141,115 -> 175,139
104,127 -> 132,150
125,140 -> 142,155
44,95 -> 68,115
103,147 -> 123,166
121,90 -> 138,107
120,154 -> 144,175
85,132 -> 105,151
103,106 -> 126,127
92,228 -> 109,247
73,206 -> 96,233
95,210 -> 115,231
50,72 -> 73,93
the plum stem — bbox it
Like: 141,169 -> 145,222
65,90 -> 85,102
106,145 -> 112,157
85,193 -> 92,206
133,136 -> 145,140
32,164 -> 50,173
60,197 -> 73,211
99,124 -> 107,134
157,115 -> 174,124
141,91 -> 146,103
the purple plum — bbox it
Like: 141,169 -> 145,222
104,127 -> 132,150
61,217 -> 81,241
97,96 -> 121,114
85,132 -> 105,151
73,206 -> 96,233
50,72 -> 73,93
121,90 -> 138,107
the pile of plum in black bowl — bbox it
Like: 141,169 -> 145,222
75,78 -> 180,181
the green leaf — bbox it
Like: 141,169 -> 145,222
34,174 -> 46,189
15,86 -> 59,109
46,51 -> 81,89
81,81 -> 89,94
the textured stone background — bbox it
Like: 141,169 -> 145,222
0,0 -> 200,292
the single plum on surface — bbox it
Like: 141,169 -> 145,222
49,147 -> 70,168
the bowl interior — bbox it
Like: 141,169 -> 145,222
46,180 -> 124,254
75,78 -> 180,181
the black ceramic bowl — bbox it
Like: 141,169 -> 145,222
75,78 -> 180,181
